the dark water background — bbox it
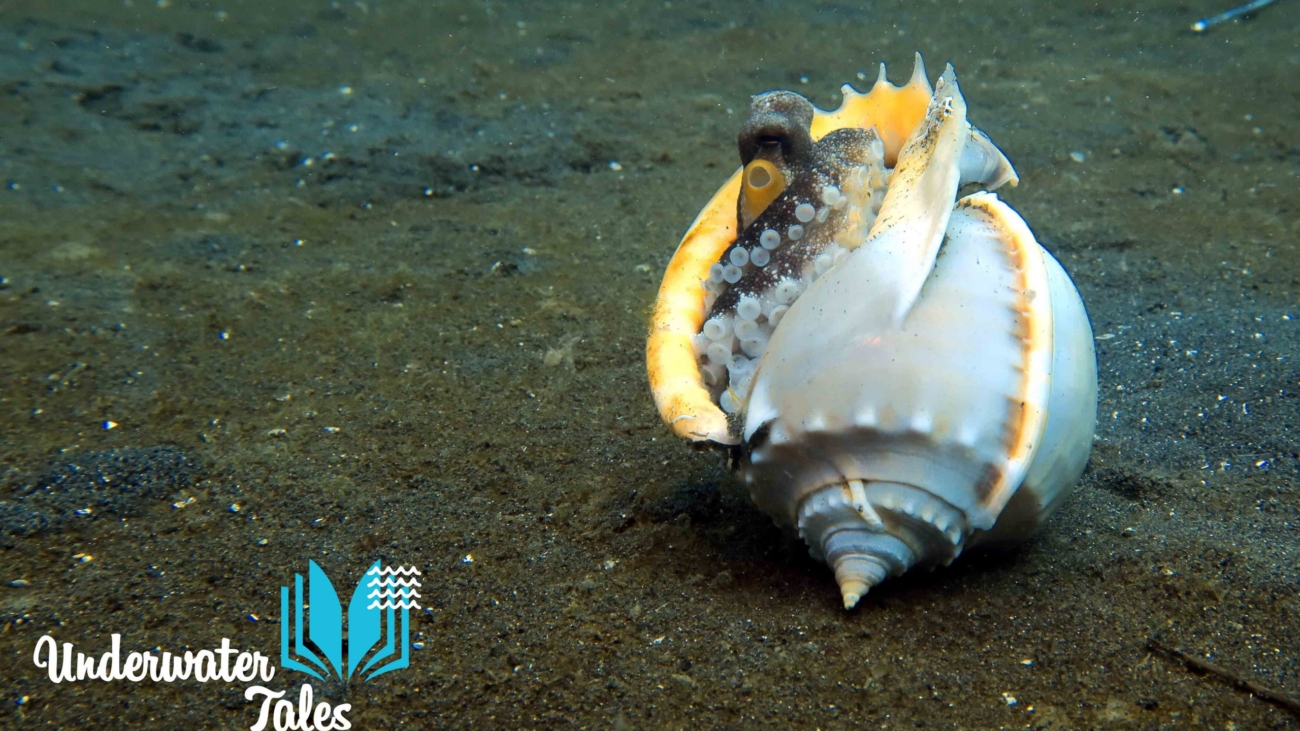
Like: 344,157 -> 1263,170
1,0 -> 1297,728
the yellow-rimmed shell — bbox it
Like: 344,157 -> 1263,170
645,56 -> 1095,609
647,54 -> 938,444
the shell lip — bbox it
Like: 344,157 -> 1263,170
647,57 -> 944,447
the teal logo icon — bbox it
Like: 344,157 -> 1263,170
280,561 -> 422,682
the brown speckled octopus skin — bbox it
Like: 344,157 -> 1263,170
709,91 -> 879,319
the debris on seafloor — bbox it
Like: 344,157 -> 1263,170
543,334 -> 582,371
1191,0 -> 1279,32
1147,638 -> 1300,717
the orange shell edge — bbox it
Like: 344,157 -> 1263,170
646,58 -> 936,444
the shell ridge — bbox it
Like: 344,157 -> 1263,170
948,192 -> 1056,526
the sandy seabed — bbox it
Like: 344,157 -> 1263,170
1,1 -> 1297,728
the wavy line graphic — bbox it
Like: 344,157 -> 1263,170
367,589 -> 422,599
365,566 -> 423,576
366,577 -> 422,588
366,600 -> 422,610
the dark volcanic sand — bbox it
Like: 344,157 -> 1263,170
1,1 -> 1297,728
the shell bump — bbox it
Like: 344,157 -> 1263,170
647,55 -> 1098,609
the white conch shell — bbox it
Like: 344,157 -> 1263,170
741,66 -> 1098,609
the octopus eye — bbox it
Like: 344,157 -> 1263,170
740,159 -> 785,225
746,162 -> 774,189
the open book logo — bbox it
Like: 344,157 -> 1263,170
279,561 -> 422,683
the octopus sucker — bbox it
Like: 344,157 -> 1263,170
646,55 -> 1097,609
